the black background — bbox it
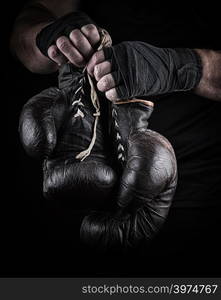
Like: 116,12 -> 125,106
2,1 -> 221,277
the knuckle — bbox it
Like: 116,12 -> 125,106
75,39 -> 85,49
69,29 -> 81,43
49,49 -> 58,59
94,65 -> 101,77
81,24 -> 100,44
56,36 -> 66,44
102,77 -> 109,88
105,91 -> 113,101
50,51 -> 56,58
100,76 -> 111,90
56,37 -> 69,51
73,56 -> 84,66
93,51 -> 100,63
106,89 -> 117,101
82,23 -> 97,33
59,42 -> 68,51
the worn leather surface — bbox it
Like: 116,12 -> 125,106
81,101 -> 177,248
20,63 -> 177,249
19,64 -> 117,208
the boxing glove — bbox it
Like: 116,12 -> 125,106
80,99 -> 177,248
19,63 -> 117,209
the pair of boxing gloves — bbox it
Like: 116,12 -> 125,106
19,12 -> 202,249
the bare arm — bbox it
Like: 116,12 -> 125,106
194,49 -> 221,101
10,0 -> 79,74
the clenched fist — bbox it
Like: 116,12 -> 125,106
87,42 -> 202,102
36,11 -> 100,68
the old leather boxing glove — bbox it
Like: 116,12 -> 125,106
80,99 -> 177,248
19,63 -> 117,208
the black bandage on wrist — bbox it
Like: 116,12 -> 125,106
103,42 -> 202,99
36,11 -> 96,57
169,48 -> 202,91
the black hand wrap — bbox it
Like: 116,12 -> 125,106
36,11 -> 96,57
104,42 -> 202,99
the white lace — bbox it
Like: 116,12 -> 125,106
75,29 -> 111,161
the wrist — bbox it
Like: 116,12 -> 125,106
170,47 -> 202,91
27,22 -> 59,73
193,49 -> 221,100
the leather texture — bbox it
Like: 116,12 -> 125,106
19,63 -> 177,249
80,101 -> 178,249
19,63 -> 117,208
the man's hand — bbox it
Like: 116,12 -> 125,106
36,12 -> 100,68
48,24 -> 100,67
87,42 -> 202,102
87,49 -> 118,101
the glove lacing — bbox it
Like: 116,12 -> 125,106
75,29 -> 111,161
111,106 -> 126,164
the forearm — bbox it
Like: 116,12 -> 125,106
10,4 -> 57,73
193,49 -> 221,101
10,0 -> 78,74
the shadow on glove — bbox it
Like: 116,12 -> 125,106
19,63 -> 177,251
80,99 -> 178,251
19,63 -> 117,210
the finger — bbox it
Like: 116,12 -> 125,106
105,88 -> 119,102
69,29 -> 94,60
81,24 -> 100,47
47,45 -> 68,65
87,50 -> 106,76
56,36 -> 85,67
106,84 -> 128,102
94,60 -> 112,81
97,73 -> 116,92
